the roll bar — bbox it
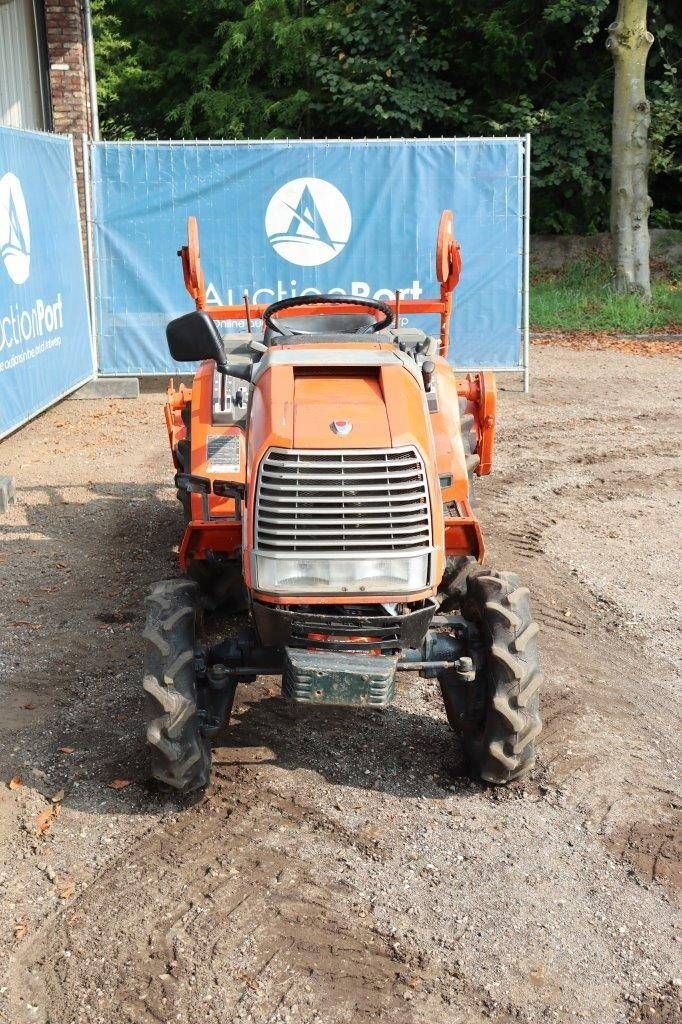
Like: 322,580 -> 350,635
177,210 -> 462,358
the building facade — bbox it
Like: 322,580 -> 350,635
0,0 -> 98,231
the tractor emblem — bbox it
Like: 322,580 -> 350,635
331,419 -> 352,436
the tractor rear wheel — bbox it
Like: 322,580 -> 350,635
440,568 -> 542,784
188,557 -> 248,613
142,578 -> 211,794
176,404 -> 192,521
459,397 -> 479,505
438,553 -> 478,613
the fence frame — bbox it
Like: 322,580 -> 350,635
0,125 -> 95,440
85,134 -> 532,390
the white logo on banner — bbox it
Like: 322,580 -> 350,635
0,173 -> 31,285
265,177 -> 351,266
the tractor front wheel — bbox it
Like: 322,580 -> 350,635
440,568 -> 542,784
142,579 -> 211,794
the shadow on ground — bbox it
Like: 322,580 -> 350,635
214,687 -> 472,797
2,477 -> 499,820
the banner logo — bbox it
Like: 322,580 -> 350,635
0,173 -> 31,285
265,177 -> 351,266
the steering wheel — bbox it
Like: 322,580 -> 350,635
263,294 -> 394,337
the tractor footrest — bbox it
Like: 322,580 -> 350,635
283,648 -> 398,708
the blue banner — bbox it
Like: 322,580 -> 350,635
91,139 -> 525,375
0,127 -> 94,439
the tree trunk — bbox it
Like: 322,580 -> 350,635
607,0 -> 653,298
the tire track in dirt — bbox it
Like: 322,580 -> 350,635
9,782 -> 503,1024
481,363 -> 681,901
606,820 -> 682,894
2,350 -> 680,1024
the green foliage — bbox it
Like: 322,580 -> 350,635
309,0 -> 465,135
92,0 -> 325,140
92,0 -> 681,234
530,252 -> 682,331
90,0 -> 136,139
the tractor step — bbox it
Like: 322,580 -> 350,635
283,648 -> 398,708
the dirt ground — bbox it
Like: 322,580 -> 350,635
0,343 -> 680,1024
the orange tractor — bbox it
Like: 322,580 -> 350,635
143,211 -> 541,794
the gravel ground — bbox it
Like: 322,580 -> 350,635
0,342 -> 680,1024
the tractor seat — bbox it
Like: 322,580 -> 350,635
264,312 -> 376,344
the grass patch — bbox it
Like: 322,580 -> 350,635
530,252 -> 681,333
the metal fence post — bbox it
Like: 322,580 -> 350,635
523,132 -> 531,393
82,132 -> 98,376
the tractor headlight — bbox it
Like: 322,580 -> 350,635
255,554 -> 430,595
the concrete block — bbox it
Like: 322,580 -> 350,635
0,476 -> 15,515
69,377 -> 140,400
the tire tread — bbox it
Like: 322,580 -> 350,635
143,579 -> 211,794
455,568 -> 543,784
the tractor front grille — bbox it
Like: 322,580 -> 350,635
254,446 -> 432,555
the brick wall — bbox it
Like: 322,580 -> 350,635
44,0 -> 95,254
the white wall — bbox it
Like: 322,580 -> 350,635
0,0 -> 45,130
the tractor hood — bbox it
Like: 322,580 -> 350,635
292,370 -> 391,448
244,344 -> 445,604
248,345 -> 429,452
